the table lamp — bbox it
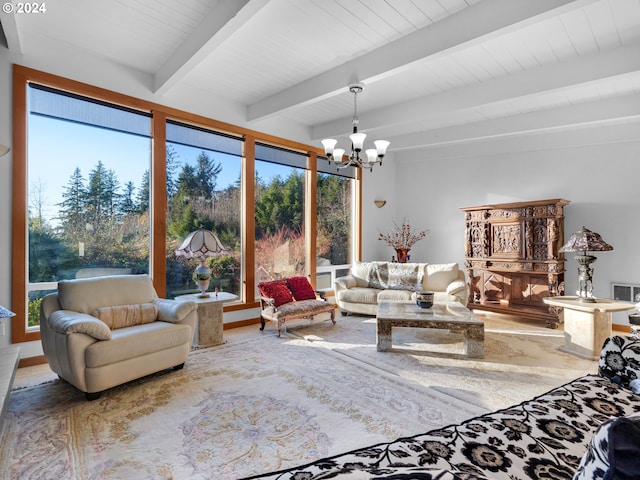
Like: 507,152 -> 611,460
175,228 -> 228,297
559,226 -> 613,303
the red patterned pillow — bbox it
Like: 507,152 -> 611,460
286,276 -> 316,301
258,280 -> 294,307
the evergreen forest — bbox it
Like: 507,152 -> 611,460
27,146 -> 351,325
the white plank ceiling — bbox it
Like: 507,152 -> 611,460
1,0 -> 639,152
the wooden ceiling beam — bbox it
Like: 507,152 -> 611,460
311,43 -> 640,140
247,0 -> 598,122
153,0 -> 269,95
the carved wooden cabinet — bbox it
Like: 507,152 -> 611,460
460,199 -> 570,328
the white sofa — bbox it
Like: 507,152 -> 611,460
40,274 -> 197,400
334,261 -> 468,316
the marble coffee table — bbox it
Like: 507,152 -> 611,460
376,301 -> 484,358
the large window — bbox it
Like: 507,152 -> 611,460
25,84 -> 151,329
12,66 -> 361,345
315,165 -> 355,290
165,121 -> 242,299
254,143 -> 307,287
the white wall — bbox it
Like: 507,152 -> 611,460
385,123 -> 640,326
0,48 -> 14,349
361,157 -> 398,262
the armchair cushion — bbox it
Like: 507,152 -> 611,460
93,303 -> 158,330
285,276 -> 316,301
48,310 -> 112,340
258,280 -> 294,307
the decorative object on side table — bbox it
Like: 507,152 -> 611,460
559,226 -> 613,303
175,228 -> 229,297
378,218 -> 428,263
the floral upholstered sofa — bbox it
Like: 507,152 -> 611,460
334,261 -> 468,316
246,335 -> 640,480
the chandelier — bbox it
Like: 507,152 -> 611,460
321,83 -> 389,171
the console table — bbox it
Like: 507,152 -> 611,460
175,292 -> 237,348
543,296 -> 635,359
461,198 -> 570,328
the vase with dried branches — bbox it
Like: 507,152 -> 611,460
378,218 -> 428,263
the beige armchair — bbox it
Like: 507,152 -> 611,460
40,274 -> 197,400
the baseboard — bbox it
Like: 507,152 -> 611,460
18,355 -> 47,368
224,318 -> 261,329
612,324 -> 630,333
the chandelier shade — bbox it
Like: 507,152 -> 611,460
322,84 -> 389,171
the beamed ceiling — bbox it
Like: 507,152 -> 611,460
1,0 -> 639,154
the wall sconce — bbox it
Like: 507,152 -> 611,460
374,200 -> 386,208
0,144 -> 9,157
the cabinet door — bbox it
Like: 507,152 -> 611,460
511,274 -> 549,306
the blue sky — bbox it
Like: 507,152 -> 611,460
28,115 -> 288,223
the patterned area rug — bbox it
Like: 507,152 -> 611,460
1,329 -> 483,480
290,312 -> 598,411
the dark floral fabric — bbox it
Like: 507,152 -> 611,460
245,336 -> 640,480
598,335 -> 640,388
573,412 -> 640,480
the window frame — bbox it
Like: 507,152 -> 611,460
11,65 -> 362,344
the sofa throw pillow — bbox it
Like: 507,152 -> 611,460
599,335 -> 640,388
258,280 -> 294,307
93,303 -> 158,330
286,276 -> 316,301
424,263 -> 459,291
572,413 -> 640,480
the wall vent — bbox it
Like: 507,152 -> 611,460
611,283 -> 640,303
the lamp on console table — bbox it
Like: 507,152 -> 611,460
175,228 -> 229,298
559,226 -> 613,303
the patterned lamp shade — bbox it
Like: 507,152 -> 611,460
175,228 -> 228,259
0,305 -> 16,318
559,227 -> 613,253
